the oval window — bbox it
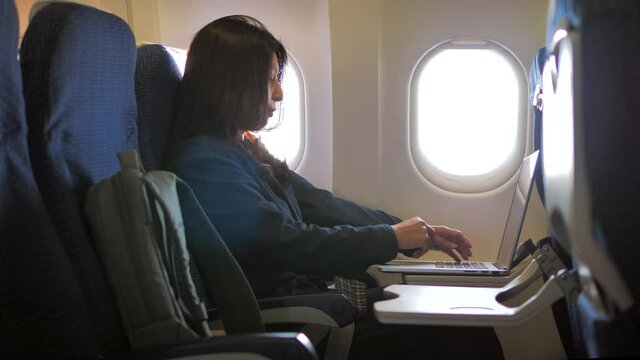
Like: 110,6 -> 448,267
410,39 -> 528,192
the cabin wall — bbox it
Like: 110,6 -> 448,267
19,0 -> 550,260
330,0 -> 549,261
16,0 -> 36,37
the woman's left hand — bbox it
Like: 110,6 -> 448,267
426,225 -> 473,262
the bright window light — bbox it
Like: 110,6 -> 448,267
411,40 -> 527,192
418,49 -> 518,175
259,56 -> 305,169
166,46 -> 187,75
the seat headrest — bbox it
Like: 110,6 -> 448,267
20,2 -> 138,186
135,44 -> 183,170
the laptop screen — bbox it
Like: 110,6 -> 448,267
494,150 -> 539,269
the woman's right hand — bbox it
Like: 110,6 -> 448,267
391,217 -> 433,257
391,217 -> 474,261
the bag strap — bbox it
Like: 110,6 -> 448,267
118,149 -> 142,170
144,171 -> 210,337
176,178 -> 265,335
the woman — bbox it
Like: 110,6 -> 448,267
169,15 -> 503,360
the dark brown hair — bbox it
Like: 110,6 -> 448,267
172,15 -> 287,145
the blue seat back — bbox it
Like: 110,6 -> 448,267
134,45 -> 272,334
1,0 -> 100,358
135,44 -> 183,170
20,2 -> 138,356
544,0 -> 640,357
579,0 -> 640,312
579,3 -> 640,355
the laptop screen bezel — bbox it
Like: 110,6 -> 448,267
494,150 -> 539,269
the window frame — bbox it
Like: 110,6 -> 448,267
409,38 -> 529,193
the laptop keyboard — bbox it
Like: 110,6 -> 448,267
435,261 -> 489,270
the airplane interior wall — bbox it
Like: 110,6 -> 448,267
331,0 -> 549,261
21,0 -> 550,261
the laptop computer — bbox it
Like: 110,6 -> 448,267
379,150 -> 539,276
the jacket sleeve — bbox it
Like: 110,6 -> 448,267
173,149 -> 399,280
289,171 -> 402,227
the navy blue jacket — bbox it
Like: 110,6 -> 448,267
170,136 -> 400,297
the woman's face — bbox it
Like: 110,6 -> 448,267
267,54 -> 283,120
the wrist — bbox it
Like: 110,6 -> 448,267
426,225 -> 436,251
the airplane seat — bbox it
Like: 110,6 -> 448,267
0,0 -> 101,358
544,0 -> 640,357
20,2 -> 137,355
134,44 -> 221,312
530,47 -> 574,266
135,44 -> 182,170
134,42 -> 358,360
134,41 -> 374,307
530,46 -> 574,269
530,46 -> 585,359
530,47 -> 547,205
19,3 -> 319,359
577,0 -> 640,356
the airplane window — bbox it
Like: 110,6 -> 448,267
166,46 -> 186,75
258,54 -> 306,169
410,39 -> 527,192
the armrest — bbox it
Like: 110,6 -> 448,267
124,332 -> 317,360
257,294 -> 358,327
208,294 -> 358,328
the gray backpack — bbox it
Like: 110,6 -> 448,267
84,150 -> 263,349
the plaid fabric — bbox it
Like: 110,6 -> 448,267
333,276 -> 368,314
